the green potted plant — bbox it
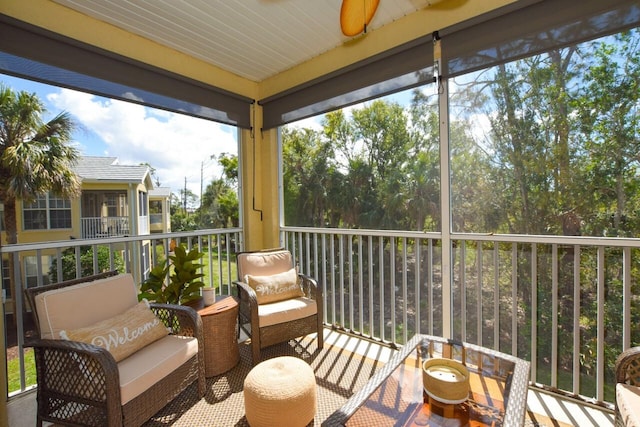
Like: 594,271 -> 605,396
139,244 -> 206,306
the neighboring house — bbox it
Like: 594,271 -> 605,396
149,187 -> 172,234
1,156 -> 172,309
72,156 -> 169,240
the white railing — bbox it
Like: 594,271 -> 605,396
80,216 -> 130,238
3,228 -> 242,398
7,225 -> 635,408
283,226 -> 640,407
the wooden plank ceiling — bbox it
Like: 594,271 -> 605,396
52,0 -> 434,82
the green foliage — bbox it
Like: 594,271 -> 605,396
0,84 -> 80,246
282,30 -> 640,239
49,246 -> 125,282
216,152 -> 238,184
281,29 -> 640,400
139,244 -> 205,305
171,209 -> 198,231
170,153 -> 240,230
199,178 -> 239,228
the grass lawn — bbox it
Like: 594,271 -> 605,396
153,246 -> 238,293
200,249 -> 237,294
8,348 -> 36,393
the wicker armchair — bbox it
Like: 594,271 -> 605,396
615,346 -> 640,427
234,248 -> 323,364
25,271 -> 206,427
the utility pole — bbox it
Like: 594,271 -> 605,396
183,176 -> 187,215
200,161 -> 204,225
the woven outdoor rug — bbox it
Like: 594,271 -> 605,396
144,335 -> 383,426
142,335 -> 573,427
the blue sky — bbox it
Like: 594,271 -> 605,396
1,73 -> 238,198
0,73 -> 422,199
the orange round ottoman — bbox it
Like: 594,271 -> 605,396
243,356 -> 316,427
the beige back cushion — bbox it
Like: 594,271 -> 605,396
237,249 -> 293,279
60,300 -> 169,362
35,273 -> 138,339
246,268 -> 304,304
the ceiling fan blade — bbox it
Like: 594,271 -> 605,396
340,0 -> 380,37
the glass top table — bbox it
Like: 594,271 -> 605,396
323,334 -> 530,427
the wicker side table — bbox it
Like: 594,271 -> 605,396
196,295 -> 240,377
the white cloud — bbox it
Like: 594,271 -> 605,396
288,115 -> 323,131
47,89 -> 237,198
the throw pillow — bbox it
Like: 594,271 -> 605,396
60,299 -> 169,362
246,268 -> 303,304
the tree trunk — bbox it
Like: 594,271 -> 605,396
3,196 -> 18,322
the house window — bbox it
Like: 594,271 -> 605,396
24,255 -> 52,288
139,191 -> 148,216
1,259 -> 10,300
150,200 -> 163,225
23,193 -> 71,230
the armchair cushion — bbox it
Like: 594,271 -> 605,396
60,300 -> 169,362
258,297 -> 317,327
617,383 -> 640,427
238,248 -> 293,278
34,273 -> 138,339
26,272 -> 206,427
118,335 -> 199,404
246,267 -> 303,304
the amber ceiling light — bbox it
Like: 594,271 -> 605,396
340,0 -> 380,37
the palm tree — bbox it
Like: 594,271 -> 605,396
0,84 -> 81,308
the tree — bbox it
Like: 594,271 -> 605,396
199,178 -> 238,228
140,162 -> 161,187
216,152 -> 238,185
0,85 -> 82,246
49,246 -> 125,282
282,126 -> 334,226
349,100 -> 410,229
575,31 -> 640,237
407,89 -> 440,231
0,85 -> 81,313
197,153 -> 239,229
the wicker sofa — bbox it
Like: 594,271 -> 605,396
615,346 -> 640,427
25,271 -> 206,427
234,248 -> 323,364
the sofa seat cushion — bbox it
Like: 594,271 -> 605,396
118,335 -> 198,405
34,274 -> 138,339
258,297 -> 317,328
60,300 -> 169,362
617,383 -> 640,427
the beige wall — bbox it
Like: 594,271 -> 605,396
239,107 -> 280,251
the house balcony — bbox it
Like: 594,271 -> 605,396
80,216 -> 130,239
3,227 -> 627,425
80,216 -> 152,238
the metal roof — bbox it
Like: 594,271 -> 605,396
73,156 -> 151,185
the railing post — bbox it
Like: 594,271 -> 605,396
438,67 -> 453,339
